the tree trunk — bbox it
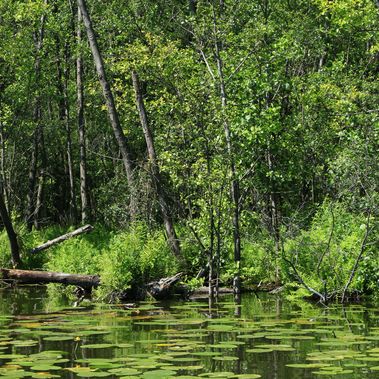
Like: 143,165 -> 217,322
77,6 -> 89,224
63,41 -> 77,223
30,224 -> 93,254
0,125 -> 9,208
131,71 -> 181,259
26,121 -> 39,230
26,0 -> 47,230
267,146 -> 280,284
33,167 -> 44,229
54,4 -> 76,224
77,0 -> 136,219
0,191 -> 21,267
33,126 -> 46,230
212,7 -> 241,295
0,268 -> 99,289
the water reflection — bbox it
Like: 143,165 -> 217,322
0,286 -> 377,379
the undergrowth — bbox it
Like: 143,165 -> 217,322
0,201 -> 377,302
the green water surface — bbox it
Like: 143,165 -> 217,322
0,286 -> 378,379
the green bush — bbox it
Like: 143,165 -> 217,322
240,239 -> 277,285
0,231 -> 11,267
281,201 -> 377,297
32,222 -> 177,293
99,224 -> 178,293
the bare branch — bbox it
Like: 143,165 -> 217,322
198,48 -> 216,81
341,211 -> 371,303
282,254 -> 326,304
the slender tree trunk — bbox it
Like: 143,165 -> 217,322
213,7 -> 241,295
56,37 -> 77,223
33,127 -> 46,229
77,0 -> 136,219
0,190 -> 21,267
0,125 -> 9,208
267,146 -> 280,284
77,6 -> 89,224
131,71 -> 181,259
64,46 -> 77,223
26,124 -> 39,230
26,0 -> 47,230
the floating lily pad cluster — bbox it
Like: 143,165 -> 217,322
0,291 -> 378,378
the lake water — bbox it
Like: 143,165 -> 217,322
0,286 -> 378,378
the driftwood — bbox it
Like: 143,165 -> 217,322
0,268 -> 100,290
30,224 -> 93,254
146,272 -> 183,300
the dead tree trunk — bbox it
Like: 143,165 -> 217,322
77,6 -> 89,224
0,268 -> 99,289
0,192 -> 21,267
30,224 -> 93,254
77,0 -> 136,219
131,71 -> 181,259
146,272 -> 182,300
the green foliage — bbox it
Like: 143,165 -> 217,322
0,231 -> 11,268
282,201 -> 377,296
240,239 -> 277,286
0,0 -> 378,300
183,276 -> 204,291
45,227 -> 104,276
38,223 -> 178,293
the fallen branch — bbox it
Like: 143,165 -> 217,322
0,268 -> 100,290
282,255 -> 326,304
30,224 -> 94,254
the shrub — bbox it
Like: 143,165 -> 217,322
281,201 -> 376,297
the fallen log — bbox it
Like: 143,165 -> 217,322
146,272 -> 183,300
30,224 -> 94,254
0,268 -> 100,290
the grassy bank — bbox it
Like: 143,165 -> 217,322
0,202 -> 377,302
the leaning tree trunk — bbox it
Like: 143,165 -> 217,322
131,71 -> 181,259
0,191 -> 21,267
77,6 -> 89,224
77,0 -> 137,219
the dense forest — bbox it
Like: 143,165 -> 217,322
0,0 -> 378,303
